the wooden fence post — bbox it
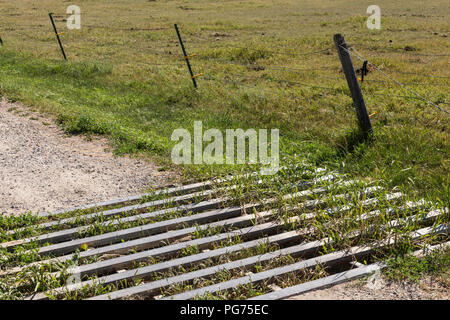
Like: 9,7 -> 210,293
334,34 -> 372,135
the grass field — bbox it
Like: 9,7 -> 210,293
0,0 -> 448,201
0,0 -> 449,299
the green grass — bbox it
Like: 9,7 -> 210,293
0,0 -> 448,300
0,0 -> 448,204
384,246 -> 450,283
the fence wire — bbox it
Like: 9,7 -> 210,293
1,19 -> 449,117
342,45 -> 450,116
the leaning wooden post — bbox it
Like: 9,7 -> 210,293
174,24 -> 200,88
334,34 -> 372,135
49,12 -> 67,60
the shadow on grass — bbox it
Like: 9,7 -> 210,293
335,126 -> 373,156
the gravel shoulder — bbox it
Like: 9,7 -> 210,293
288,275 -> 449,300
0,97 -> 178,216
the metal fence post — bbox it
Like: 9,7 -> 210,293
174,24 -> 199,88
49,13 -> 67,60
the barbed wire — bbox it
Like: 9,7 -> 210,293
384,13 -> 446,18
351,43 -> 450,57
204,70 -> 346,95
361,78 -> 450,87
396,51 -> 450,57
368,92 -> 449,105
342,45 -> 450,116
196,56 -> 449,87
0,22 -> 169,32
82,25 -> 169,32
2,18 -> 449,115
345,44 -> 450,79
66,37 -> 181,56
204,45 -> 333,57
197,57 -> 332,72
387,70 -> 450,79
267,78 -> 346,92
2,30 -> 182,57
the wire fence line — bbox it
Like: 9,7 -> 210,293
0,23 -> 169,33
396,52 -> 450,57
351,42 -> 450,57
205,70 -> 348,95
342,45 -> 449,116
82,25 -> 169,32
0,19 -> 448,116
391,70 -> 450,79
1,21 -> 446,58
1,23 -> 335,58
203,72 -> 348,100
369,92 -> 449,105
197,54 -> 449,89
198,57 -> 333,72
0,11 -> 169,30
361,78 -> 450,87
204,46 -> 333,57
206,67 -> 449,105
362,50 -> 450,58
0,24 -> 335,59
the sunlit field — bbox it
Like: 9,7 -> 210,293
0,0 -> 448,200
0,0 -> 449,301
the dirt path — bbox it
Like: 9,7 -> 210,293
0,98 -> 177,216
289,276 -> 449,300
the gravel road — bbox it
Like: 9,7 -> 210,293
0,98 -> 176,215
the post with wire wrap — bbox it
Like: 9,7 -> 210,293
49,12 -> 67,61
334,34 -> 372,136
174,24 -> 199,88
